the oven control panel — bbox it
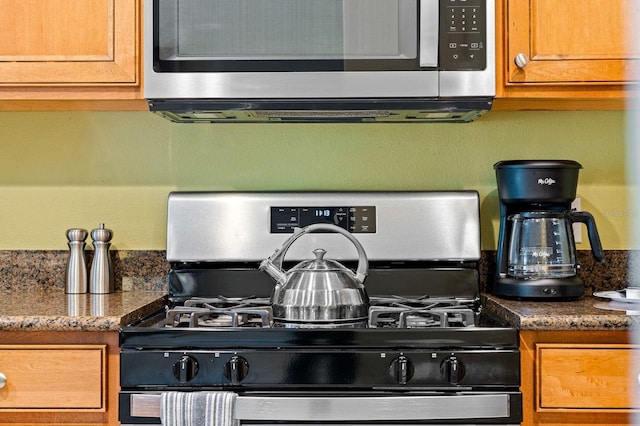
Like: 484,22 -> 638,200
271,206 -> 376,233
120,349 -> 520,388
166,191 -> 481,262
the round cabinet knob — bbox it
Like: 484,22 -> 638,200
514,53 -> 529,68
0,372 -> 6,388
224,355 -> 249,384
389,355 -> 414,385
440,355 -> 465,385
173,355 -> 199,383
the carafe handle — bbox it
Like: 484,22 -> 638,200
570,211 -> 606,263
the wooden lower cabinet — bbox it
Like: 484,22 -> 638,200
0,331 -> 119,425
521,330 -> 639,426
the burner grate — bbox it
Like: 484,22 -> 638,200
164,295 -> 479,329
368,295 -> 477,328
166,296 -> 273,328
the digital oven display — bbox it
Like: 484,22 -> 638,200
270,206 -> 376,233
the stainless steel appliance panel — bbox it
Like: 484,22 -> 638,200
166,192 -> 481,262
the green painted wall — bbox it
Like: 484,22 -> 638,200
0,110 -> 631,251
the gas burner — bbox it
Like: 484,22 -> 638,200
368,296 -> 477,328
370,295 -> 477,309
166,296 -> 273,328
183,296 -> 271,309
368,306 -> 476,328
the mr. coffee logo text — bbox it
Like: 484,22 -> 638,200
537,177 -> 556,185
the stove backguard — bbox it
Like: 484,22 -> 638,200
166,191 -> 481,263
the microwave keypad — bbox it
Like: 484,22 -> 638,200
439,0 -> 487,71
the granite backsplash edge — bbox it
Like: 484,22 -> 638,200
0,250 -> 636,294
479,250 -> 637,295
0,250 -> 168,292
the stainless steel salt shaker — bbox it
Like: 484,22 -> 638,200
65,228 -> 88,294
89,223 -> 115,294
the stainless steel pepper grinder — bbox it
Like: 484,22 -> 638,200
65,228 -> 88,294
90,223 -> 114,294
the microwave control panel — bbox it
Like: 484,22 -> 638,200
439,0 -> 487,70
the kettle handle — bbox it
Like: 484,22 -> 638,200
569,211 -> 606,263
260,224 -> 369,284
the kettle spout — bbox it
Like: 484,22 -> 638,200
259,257 -> 286,283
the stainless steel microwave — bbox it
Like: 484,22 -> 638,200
144,0 -> 495,123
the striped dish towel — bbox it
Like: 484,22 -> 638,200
160,392 -> 238,426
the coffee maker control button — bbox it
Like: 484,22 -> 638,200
543,287 -> 558,295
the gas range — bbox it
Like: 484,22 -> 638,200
119,192 -> 521,425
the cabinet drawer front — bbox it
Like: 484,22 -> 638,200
538,344 -> 640,410
0,345 -> 106,409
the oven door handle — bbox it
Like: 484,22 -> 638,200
129,393 -> 511,421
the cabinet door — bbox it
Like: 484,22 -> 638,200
506,0 -> 639,84
0,345 -> 106,409
0,0 -> 137,86
537,343 -> 640,410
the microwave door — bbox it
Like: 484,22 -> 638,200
154,0 -> 421,68
147,0 -> 440,99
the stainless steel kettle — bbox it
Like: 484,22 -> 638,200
259,224 -> 369,325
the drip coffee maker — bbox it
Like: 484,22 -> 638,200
494,160 -> 605,299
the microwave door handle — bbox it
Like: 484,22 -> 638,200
419,0 -> 439,67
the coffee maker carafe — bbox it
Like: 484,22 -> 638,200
494,160 -> 605,299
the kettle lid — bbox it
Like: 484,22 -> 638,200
290,249 -> 350,273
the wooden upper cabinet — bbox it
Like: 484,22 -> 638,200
0,0 -> 145,108
507,0 -> 637,84
0,0 -> 136,85
496,0 -> 639,109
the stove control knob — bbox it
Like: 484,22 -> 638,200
389,355 -> 414,385
441,355 -> 465,385
225,355 -> 249,384
173,355 -> 199,383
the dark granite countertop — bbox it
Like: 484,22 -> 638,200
1,250 -> 638,332
5,288 -> 638,332
482,293 -> 640,330
0,288 -> 166,332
